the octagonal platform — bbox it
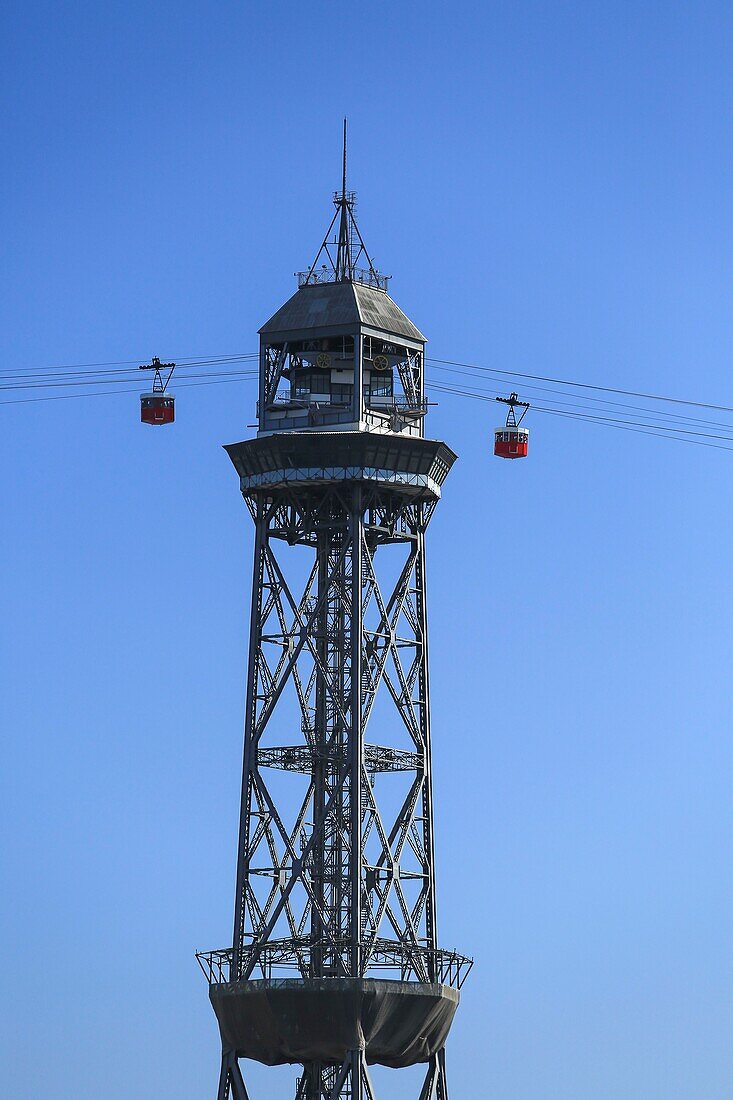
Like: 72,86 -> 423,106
209,977 -> 459,1069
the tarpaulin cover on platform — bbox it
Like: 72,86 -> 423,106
210,978 -> 459,1068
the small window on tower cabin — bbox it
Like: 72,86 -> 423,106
330,383 -> 353,405
293,374 -> 310,399
370,374 -> 393,398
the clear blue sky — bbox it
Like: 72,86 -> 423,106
2,3 -> 733,1098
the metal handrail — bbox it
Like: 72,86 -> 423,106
196,939 -> 473,989
295,268 -> 390,291
259,393 -> 429,414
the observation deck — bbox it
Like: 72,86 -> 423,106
225,431 -> 456,503
197,942 -> 472,1069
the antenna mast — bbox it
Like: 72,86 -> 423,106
335,118 -> 351,279
299,121 -> 390,290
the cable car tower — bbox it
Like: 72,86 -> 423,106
198,123 -> 471,1100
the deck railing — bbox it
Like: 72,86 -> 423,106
196,939 -> 472,989
258,393 -> 428,417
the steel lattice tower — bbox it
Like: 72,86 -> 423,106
198,127 -> 471,1100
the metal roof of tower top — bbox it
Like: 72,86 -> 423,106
259,281 -> 426,343
259,118 -> 426,344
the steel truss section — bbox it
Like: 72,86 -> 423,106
202,473 -> 463,1098
232,486 -> 440,981
295,1050 -> 449,1100
215,1047 -> 450,1100
256,742 -> 423,775
217,1050 -> 251,1100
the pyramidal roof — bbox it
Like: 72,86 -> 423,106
259,281 -> 426,343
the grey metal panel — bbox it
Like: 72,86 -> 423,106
352,284 -> 426,342
359,324 -> 424,353
259,281 -> 426,343
259,282 -> 361,335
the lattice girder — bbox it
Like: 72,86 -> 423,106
207,416 -> 463,1099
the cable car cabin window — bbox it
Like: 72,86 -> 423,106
140,394 -> 175,424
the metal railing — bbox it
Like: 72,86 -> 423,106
295,268 -> 390,291
366,395 -> 429,417
259,393 -> 428,416
196,939 -> 473,989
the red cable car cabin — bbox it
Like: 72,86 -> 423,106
140,392 -> 175,425
494,426 -> 529,459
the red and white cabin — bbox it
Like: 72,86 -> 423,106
494,426 -> 529,459
140,393 -> 175,425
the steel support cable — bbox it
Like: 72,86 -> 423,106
533,405 -> 733,453
428,383 -> 733,453
3,348 -> 732,418
4,368 -> 733,451
4,346 -> 733,453
427,382 -> 733,451
0,352 -> 257,379
426,356 -> 733,415
0,372 -> 260,406
427,379 -> 733,440
427,363 -> 733,432
0,357 -> 258,388
0,367 -> 258,394
429,375 -> 733,435
532,405 -> 733,443
427,380 -> 733,440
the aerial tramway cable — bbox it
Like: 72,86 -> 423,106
427,362 -> 733,431
0,349 -> 729,416
2,348 -> 733,451
426,356 -> 733,415
0,371 -> 258,406
427,381 -> 733,451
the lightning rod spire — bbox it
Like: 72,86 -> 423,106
300,121 -> 390,290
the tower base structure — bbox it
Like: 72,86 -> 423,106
200,429 -> 470,1098
215,1046 -> 453,1100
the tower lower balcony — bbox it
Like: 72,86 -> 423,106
196,942 -> 472,1070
